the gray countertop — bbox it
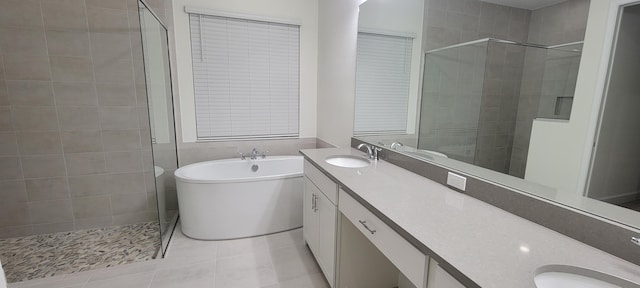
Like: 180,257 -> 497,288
300,147 -> 640,288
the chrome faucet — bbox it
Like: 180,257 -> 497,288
241,148 -> 267,160
357,143 -> 372,158
390,142 -> 404,150
632,236 -> 640,246
357,143 -> 382,161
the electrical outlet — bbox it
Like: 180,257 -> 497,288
447,172 -> 466,191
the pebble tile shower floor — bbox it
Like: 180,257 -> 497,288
6,224 -> 329,288
0,222 -> 160,283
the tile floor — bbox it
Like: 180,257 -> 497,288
1,222 -> 160,283
6,223 -> 329,288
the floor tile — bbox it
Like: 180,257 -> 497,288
270,244 -> 321,282
161,242 -> 217,268
215,252 -> 278,288
6,222 -> 326,288
278,273 -> 330,288
83,271 -> 154,288
0,222 -> 159,283
13,275 -> 87,288
150,260 -> 215,288
265,228 -> 304,251
86,260 -> 159,282
217,236 -> 269,259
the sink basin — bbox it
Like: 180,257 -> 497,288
534,265 -> 640,288
325,155 -> 370,168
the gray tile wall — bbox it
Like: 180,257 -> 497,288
474,41 -> 526,174
420,0 -> 530,169
420,0 -> 589,178
418,42 -> 487,163
509,0 -> 590,177
0,0 -> 158,238
424,0 -> 531,51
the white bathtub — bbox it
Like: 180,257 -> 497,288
175,156 -> 304,240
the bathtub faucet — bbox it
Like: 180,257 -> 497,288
249,148 -> 270,160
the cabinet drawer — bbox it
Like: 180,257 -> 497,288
428,259 -> 466,288
304,160 -> 338,204
339,189 -> 426,287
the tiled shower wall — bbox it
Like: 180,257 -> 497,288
0,0 -> 158,238
418,0 -> 530,166
418,42 -> 487,163
423,0 -> 531,51
509,0 -> 590,177
420,0 -> 589,177
474,41 -> 527,173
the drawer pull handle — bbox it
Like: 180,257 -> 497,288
313,194 -> 319,212
358,220 -> 376,235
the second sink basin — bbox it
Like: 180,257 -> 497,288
325,155 -> 370,168
534,265 -> 640,288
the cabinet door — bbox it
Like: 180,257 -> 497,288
317,191 -> 337,285
427,259 -> 465,288
303,177 -> 319,253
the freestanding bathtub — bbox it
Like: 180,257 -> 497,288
175,156 -> 304,240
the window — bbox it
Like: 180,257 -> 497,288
189,13 -> 300,140
354,32 -> 413,135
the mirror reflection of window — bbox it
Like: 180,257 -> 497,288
355,32 -> 413,135
356,0 -> 591,182
355,0 -> 424,137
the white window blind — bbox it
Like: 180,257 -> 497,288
354,32 -> 413,135
189,13 -> 300,140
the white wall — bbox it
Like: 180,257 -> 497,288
316,0 -> 361,147
357,0 -> 424,134
171,0 -> 318,143
525,0 -> 616,193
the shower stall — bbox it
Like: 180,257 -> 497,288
0,0 -> 178,283
418,38 -> 582,178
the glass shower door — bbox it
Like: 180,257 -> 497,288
138,1 -> 179,257
418,41 -> 488,163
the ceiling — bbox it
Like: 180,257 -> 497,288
479,0 -> 567,10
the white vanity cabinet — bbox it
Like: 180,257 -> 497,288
303,157 -> 467,288
427,259 -> 466,288
339,189 -> 428,288
303,161 -> 338,287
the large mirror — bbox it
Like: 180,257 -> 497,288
355,0 -> 640,229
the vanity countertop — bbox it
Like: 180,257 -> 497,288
300,147 -> 640,288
